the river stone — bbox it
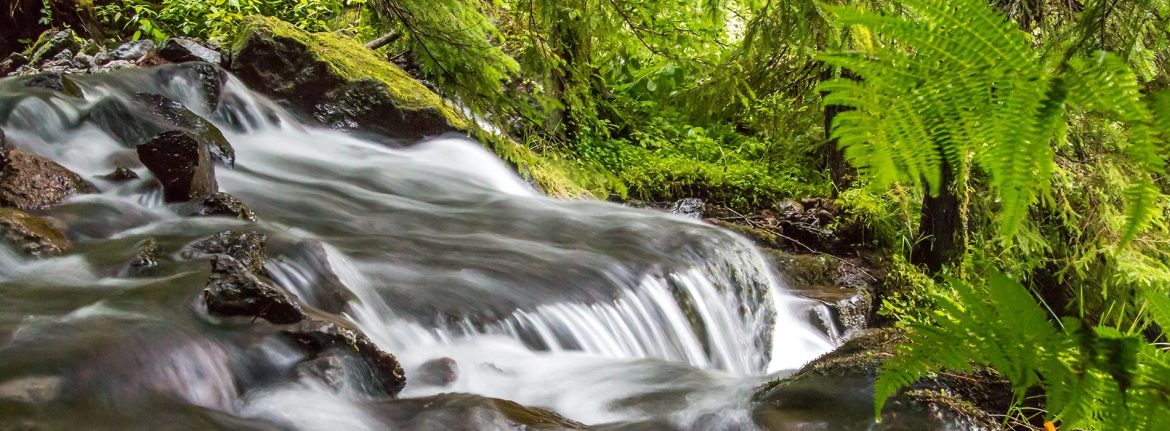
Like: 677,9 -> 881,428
124,238 -> 160,276
283,318 -> 406,397
109,39 -> 155,62
99,166 -> 140,182
0,149 -> 97,211
158,38 -> 224,65
21,73 -> 82,97
90,92 -> 234,165
230,16 -> 465,141
369,393 -> 587,430
0,208 -> 71,256
157,62 -> 229,115
186,231 -> 267,275
668,197 -> 704,219
204,255 -> 305,324
27,30 -> 77,66
0,53 -> 28,76
177,192 -> 257,222
414,357 -> 458,387
753,329 -> 1007,430
137,131 -> 218,203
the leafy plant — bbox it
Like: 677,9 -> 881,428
876,271 -> 1170,429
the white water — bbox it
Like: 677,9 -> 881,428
0,64 -> 837,429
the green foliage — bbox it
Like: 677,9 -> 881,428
96,0 -> 367,42
819,0 -> 1169,243
877,271 -> 1170,428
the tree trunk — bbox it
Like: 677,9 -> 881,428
912,160 -> 965,272
547,2 -> 589,143
821,68 -> 856,195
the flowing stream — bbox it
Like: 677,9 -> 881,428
0,65 -> 839,429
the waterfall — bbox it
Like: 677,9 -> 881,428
0,64 -> 838,429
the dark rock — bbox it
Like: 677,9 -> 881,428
177,192 -> 257,221
294,351 -> 348,391
312,80 -> 459,139
0,53 -> 28,76
764,250 -> 877,337
136,131 -> 218,203
92,50 -> 110,66
125,238 -> 160,276
93,59 -> 134,73
667,197 -> 704,219
109,40 -> 156,62
369,393 -> 587,430
264,240 -> 355,314
231,16 -> 464,141
283,318 -> 406,397
99,166 -> 140,182
0,208 -> 71,256
186,231 -> 267,275
158,38 -> 224,65
21,73 -> 82,97
90,92 -> 234,165
753,329 -> 1007,430
203,255 -> 305,324
414,357 -> 458,387
0,149 -> 97,211
27,30 -> 78,66
73,53 -> 93,69
45,48 -> 75,66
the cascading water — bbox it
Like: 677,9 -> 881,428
0,64 -> 839,429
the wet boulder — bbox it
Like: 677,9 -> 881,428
21,73 -> 82,97
667,197 -> 704,219
283,318 -> 406,397
109,39 -> 156,62
764,250 -> 877,337
0,149 -> 97,211
158,38 -> 224,65
26,29 -> 78,66
123,238 -> 160,277
136,131 -> 218,203
176,192 -> 257,222
185,231 -> 268,275
230,16 -> 466,141
203,255 -> 305,324
0,208 -> 71,256
753,329 -> 1007,430
156,62 -> 230,115
90,92 -> 234,165
413,357 -> 459,387
98,167 -> 140,182
369,393 -> 586,430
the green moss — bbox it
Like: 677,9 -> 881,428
0,208 -> 71,256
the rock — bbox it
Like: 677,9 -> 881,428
0,127 -> 7,164
124,238 -> 160,276
27,30 -> 78,66
92,50 -> 110,66
667,197 -> 704,219
109,39 -> 156,62
99,167 -> 140,182
0,208 -> 71,256
44,48 -> 75,68
283,318 -> 406,397
21,73 -> 82,97
0,149 -> 97,211
73,53 -> 93,69
203,255 -> 305,324
1,53 -> 28,76
185,231 -> 267,275
230,16 -> 466,141
414,357 -> 458,387
158,38 -> 224,65
753,329 -> 1008,430
369,393 -> 587,430
90,92 -> 234,165
93,59 -> 134,73
764,250 -> 877,338
177,192 -> 257,221
294,351 -> 348,391
136,131 -> 218,203
0,376 -> 62,405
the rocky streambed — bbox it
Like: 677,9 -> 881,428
0,18 -> 1007,430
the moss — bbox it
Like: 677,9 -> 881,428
232,16 -> 467,129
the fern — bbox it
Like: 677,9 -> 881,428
877,271 -> 1170,429
819,0 -> 1169,244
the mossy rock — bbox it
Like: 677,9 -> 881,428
0,208 -> 71,256
228,16 -> 599,198
229,16 -> 466,139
